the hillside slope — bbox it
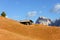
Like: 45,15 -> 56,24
0,16 -> 60,40
0,29 -> 39,40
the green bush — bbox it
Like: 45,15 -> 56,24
1,12 -> 6,17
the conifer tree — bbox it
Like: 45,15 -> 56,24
1,12 -> 6,17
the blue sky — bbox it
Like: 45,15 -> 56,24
0,0 -> 60,22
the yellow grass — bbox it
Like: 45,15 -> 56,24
0,16 -> 60,40
0,29 -> 39,40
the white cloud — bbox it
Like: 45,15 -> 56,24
27,11 -> 37,17
52,3 -> 60,13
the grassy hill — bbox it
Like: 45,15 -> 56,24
0,29 -> 39,40
0,16 -> 60,40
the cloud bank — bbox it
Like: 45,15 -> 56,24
27,11 -> 37,17
52,3 -> 60,13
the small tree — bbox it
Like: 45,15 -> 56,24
1,12 -> 6,17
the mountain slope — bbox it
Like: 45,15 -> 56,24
0,16 -> 60,40
0,29 -> 39,40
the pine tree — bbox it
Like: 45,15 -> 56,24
1,12 -> 6,17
